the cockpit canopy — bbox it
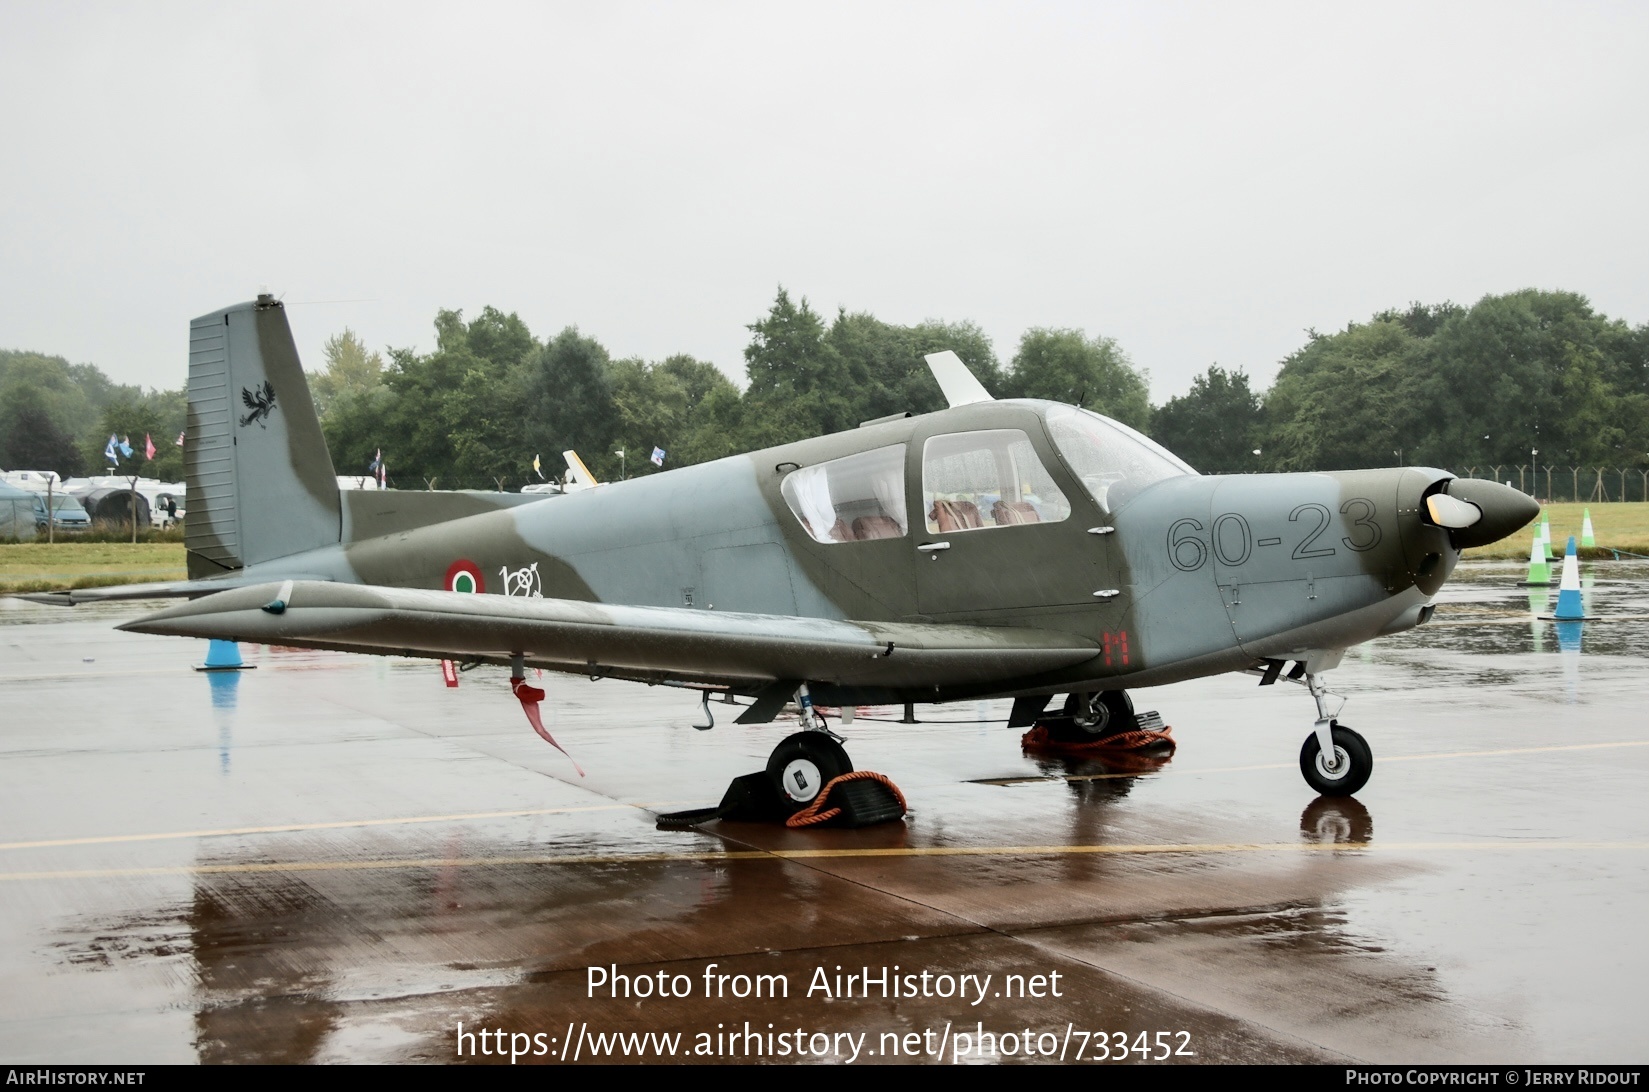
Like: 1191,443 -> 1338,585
776,402 -> 1196,543
1040,403 -> 1196,513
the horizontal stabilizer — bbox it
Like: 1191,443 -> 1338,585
119,582 -> 1100,689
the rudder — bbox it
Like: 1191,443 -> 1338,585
185,295 -> 341,578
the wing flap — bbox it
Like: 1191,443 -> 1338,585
119,581 -> 1099,688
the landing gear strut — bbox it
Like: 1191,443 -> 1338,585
1298,673 -> 1371,796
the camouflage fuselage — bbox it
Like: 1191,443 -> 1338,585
238,399 -> 1460,704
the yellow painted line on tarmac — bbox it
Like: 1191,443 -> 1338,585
986,738 -> 1649,785
1380,739 -> 1649,762
0,803 -> 700,852
9,741 -> 1648,850
3,840 -> 1648,882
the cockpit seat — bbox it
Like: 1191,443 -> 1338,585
929,500 -> 983,532
991,500 -> 1041,525
851,515 -> 903,540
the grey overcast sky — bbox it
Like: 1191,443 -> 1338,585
2,1 -> 1645,402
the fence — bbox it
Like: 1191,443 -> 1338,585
1456,466 -> 1649,503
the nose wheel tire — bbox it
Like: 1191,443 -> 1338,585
767,732 -> 853,811
1299,721 -> 1372,797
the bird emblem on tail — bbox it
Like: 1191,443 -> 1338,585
239,381 -> 277,427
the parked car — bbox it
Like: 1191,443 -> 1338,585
33,493 -> 91,532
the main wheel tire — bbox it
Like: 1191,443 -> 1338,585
766,732 -> 853,811
1064,690 -> 1136,735
1299,721 -> 1372,797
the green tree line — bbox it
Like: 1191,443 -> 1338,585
3,288 -> 1645,489
311,288 -> 1152,487
0,350 -> 185,481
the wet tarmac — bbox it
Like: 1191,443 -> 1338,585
2,560 -> 1647,1064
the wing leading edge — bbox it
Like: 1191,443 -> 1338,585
119,581 -> 1100,690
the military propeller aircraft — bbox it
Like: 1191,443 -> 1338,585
54,295 -> 1539,805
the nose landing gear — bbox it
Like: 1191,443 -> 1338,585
1299,673 -> 1371,796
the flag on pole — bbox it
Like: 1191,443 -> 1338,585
378,458 -> 386,488
104,435 -> 119,465
175,431 -> 185,447
144,434 -> 156,460
118,436 -> 133,458
533,453 -> 544,480
368,449 -> 381,472
650,447 -> 666,467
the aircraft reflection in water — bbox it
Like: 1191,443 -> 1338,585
55,296 -> 1539,803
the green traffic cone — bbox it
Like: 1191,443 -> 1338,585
1581,508 -> 1596,547
1539,514 -> 1553,560
1522,532 -> 1552,586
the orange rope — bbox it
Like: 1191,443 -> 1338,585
1020,723 -> 1175,757
785,770 -> 908,829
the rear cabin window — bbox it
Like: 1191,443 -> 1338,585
781,445 -> 908,543
922,429 -> 1071,533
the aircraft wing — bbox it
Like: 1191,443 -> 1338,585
20,571 -> 336,606
118,581 -> 1100,690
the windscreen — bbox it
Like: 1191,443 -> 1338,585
1043,405 -> 1194,513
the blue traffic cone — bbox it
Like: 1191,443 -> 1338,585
196,639 -> 254,671
1550,537 -> 1592,621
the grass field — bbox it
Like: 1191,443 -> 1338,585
0,542 -> 186,593
2,502 -> 1644,592
1463,501 -> 1649,559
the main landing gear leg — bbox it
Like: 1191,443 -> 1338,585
765,683 -> 852,811
1299,673 -> 1371,797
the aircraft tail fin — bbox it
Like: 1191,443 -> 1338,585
185,295 -> 341,579
563,450 -> 600,488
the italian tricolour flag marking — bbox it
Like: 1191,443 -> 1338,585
445,559 -> 485,595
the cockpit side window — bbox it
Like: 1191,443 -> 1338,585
780,444 -> 908,543
922,429 -> 1071,533
1043,405 -> 1193,513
